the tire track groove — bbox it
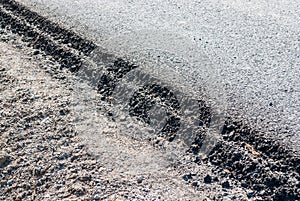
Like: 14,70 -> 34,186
0,0 -> 96,55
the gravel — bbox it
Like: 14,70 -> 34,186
0,37 -> 103,200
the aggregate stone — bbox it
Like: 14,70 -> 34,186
136,177 -> 144,184
204,175 -> 212,184
222,181 -> 231,189
0,152 -> 10,166
0,40 -> 102,200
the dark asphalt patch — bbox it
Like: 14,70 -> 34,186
0,1 -> 299,200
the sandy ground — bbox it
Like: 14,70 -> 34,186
0,36 -> 108,200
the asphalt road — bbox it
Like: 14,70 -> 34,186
16,0 -> 300,153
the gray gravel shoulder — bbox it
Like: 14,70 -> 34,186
0,37 -> 104,200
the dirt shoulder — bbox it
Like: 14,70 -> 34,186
0,36 -> 107,200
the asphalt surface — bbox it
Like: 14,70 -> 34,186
17,0 -> 300,153
1,0 -> 300,200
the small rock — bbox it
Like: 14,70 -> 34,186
213,177 -> 219,182
69,184 -> 86,196
59,110 -> 66,116
34,166 -> 43,176
182,174 -> 192,182
0,152 -> 10,166
222,181 -> 231,189
247,191 -> 255,198
94,194 -> 100,200
33,50 -> 40,55
192,181 -> 199,187
7,180 -> 14,186
137,177 -> 144,184
79,175 -> 92,181
241,182 -> 248,188
94,179 -> 101,184
204,175 -> 212,184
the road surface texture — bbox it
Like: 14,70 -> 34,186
16,0 -> 300,152
0,0 -> 299,200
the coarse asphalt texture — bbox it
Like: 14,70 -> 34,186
0,0 -> 299,200
16,0 -> 300,153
